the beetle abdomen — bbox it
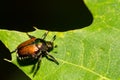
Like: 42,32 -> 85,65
17,44 -> 39,57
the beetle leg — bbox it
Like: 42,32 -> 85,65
45,51 -> 59,65
51,35 -> 57,48
51,35 -> 56,42
10,49 -> 17,53
33,54 -> 42,77
26,32 -> 35,38
41,31 -> 49,40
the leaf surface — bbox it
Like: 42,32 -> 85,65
0,0 -> 120,80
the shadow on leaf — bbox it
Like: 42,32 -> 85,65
0,40 -> 31,80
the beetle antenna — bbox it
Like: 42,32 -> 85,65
41,31 -> 49,40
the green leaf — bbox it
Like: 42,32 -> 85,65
0,0 -> 120,80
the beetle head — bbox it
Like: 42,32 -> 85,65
46,41 -> 54,52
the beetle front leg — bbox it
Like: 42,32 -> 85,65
51,35 -> 56,42
45,51 -> 59,65
41,31 -> 49,40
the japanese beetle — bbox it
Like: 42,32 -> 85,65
11,31 -> 59,65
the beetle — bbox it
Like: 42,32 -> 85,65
11,31 -> 59,66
